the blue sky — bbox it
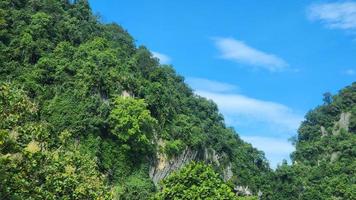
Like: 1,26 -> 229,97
90,0 -> 356,168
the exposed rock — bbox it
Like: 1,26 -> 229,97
121,90 -> 132,98
258,190 -> 263,200
320,126 -> 328,137
332,112 -> 351,135
204,148 -> 220,166
149,143 -> 261,196
149,147 -> 198,185
223,163 -> 233,181
234,185 -> 252,196
330,151 -> 341,162
149,145 -> 235,185
204,148 -> 233,181
339,112 -> 351,130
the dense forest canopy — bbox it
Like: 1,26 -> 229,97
269,84 -> 356,200
0,0 -> 354,199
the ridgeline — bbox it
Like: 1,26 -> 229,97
0,1 -> 354,199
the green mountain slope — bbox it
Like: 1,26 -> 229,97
269,83 -> 356,200
0,1 -> 270,199
1,1 -> 354,199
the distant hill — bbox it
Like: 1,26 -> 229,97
269,83 -> 355,199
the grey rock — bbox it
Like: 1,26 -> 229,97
121,90 -> 132,98
223,163 -> 233,181
234,185 -> 252,196
320,126 -> 328,137
330,151 -> 341,162
149,147 -> 198,186
332,112 -> 351,135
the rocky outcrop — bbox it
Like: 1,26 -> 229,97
330,151 -> 341,162
203,147 -> 233,181
149,147 -> 198,185
332,112 -> 351,135
223,163 -> 233,181
319,112 -> 351,137
149,144 -> 235,185
149,143 -> 261,197
320,126 -> 328,137
121,90 -> 133,98
234,185 -> 252,196
203,148 -> 220,165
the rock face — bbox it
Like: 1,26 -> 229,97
330,151 -> 341,162
223,163 -> 233,181
203,148 -> 220,165
121,90 -> 132,98
234,185 -> 252,196
320,112 -> 352,137
149,145 -> 234,185
320,126 -> 328,137
332,112 -> 351,135
149,143 -> 260,196
203,148 -> 233,181
149,147 -> 198,185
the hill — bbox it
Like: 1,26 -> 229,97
269,83 -> 356,199
1,1 -> 354,199
0,1 -> 270,199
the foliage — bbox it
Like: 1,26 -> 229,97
109,96 -> 157,155
7,0 -> 354,199
0,83 -> 110,199
114,167 -> 156,200
153,162 -> 237,200
268,83 -> 356,200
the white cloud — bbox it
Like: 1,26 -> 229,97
241,136 -> 295,168
213,37 -> 288,71
196,90 -> 303,132
188,78 -> 304,167
343,69 -> 356,75
241,136 -> 294,154
186,77 -> 238,93
308,2 -> 356,30
151,51 -> 171,64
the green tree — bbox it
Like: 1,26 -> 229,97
109,96 -> 157,155
0,83 -> 110,199
153,162 -> 237,200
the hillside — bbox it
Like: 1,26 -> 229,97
269,83 -> 356,199
1,1 -> 355,200
0,1 -> 270,199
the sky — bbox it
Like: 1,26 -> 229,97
89,0 -> 356,168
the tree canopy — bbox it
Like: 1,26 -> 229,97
0,0 -> 354,199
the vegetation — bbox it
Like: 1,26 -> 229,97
0,83 -> 111,199
268,83 -> 356,200
153,162 -> 259,200
0,0 -> 269,199
153,162 -> 237,200
0,0 -> 354,199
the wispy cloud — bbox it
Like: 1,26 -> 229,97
152,51 -> 171,64
307,2 -> 356,30
188,78 -> 303,166
241,136 -> 294,168
343,69 -> 356,75
213,37 -> 288,71
186,77 -> 238,93
197,90 -> 303,132
241,136 -> 294,155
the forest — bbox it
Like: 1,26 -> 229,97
0,1 -> 355,199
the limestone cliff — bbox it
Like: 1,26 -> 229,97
149,142 -> 234,186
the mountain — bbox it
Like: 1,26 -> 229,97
0,1 -> 270,199
269,83 -> 356,200
1,1 -> 354,199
